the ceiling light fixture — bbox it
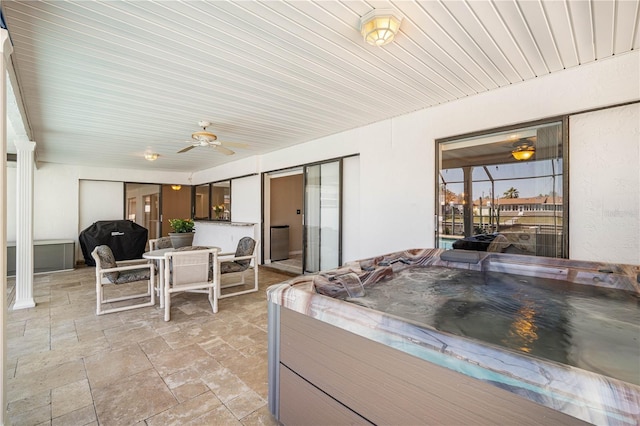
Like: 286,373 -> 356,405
360,9 -> 402,46
511,140 -> 535,161
144,153 -> 159,161
171,185 -> 182,191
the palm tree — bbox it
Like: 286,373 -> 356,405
503,187 -> 519,199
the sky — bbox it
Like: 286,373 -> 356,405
440,159 -> 563,200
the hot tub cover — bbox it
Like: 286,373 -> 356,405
80,220 -> 148,266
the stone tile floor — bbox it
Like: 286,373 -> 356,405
6,265 -> 293,425
264,255 -> 302,276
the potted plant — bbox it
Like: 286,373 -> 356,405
168,218 -> 195,248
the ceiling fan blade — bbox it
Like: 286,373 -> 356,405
177,145 -> 196,153
215,145 -> 235,156
219,141 -> 249,149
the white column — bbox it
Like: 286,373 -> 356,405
13,137 -> 36,309
1,27 -> 14,426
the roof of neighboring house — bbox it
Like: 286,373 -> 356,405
495,196 -> 563,205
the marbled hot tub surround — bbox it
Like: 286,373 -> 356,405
267,249 -> 640,425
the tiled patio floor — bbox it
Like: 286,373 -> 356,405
6,265 -> 292,425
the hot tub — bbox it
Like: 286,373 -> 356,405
267,249 -> 640,425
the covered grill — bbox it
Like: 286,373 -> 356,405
79,220 -> 148,266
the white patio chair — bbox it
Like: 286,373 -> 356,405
91,245 -> 156,315
164,247 -> 219,321
216,237 -> 260,299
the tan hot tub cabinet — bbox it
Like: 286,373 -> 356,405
267,304 -> 586,425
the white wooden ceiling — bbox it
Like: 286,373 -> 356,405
2,0 -> 639,172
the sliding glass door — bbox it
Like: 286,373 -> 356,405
303,160 -> 341,273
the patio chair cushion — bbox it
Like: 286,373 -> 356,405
95,245 -> 152,284
154,236 -> 173,249
115,268 -> 152,284
233,237 -> 256,267
220,237 -> 256,273
94,245 -> 120,283
220,260 -> 248,274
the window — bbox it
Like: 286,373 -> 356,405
211,180 -> 231,221
437,119 -> 567,257
193,180 -> 231,221
194,184 -> 210,220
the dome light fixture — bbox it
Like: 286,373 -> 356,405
144,152 -> 159,161
511,140 -> 535,161
360,9 -> 402,46
171,184 -> 182,191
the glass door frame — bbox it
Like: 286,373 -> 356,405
302,159 -> 343,274
124,182 -> 163,240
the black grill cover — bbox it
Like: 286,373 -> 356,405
80,220 -> 148,266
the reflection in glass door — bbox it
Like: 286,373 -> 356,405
125,183 -> 161,240
304,160 -> 341,273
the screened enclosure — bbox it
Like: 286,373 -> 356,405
437,120 -> 567,258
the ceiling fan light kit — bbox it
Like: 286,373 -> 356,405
360,9 -> 402,46
178,120 -> 238,155
192,121 -> 218,143
144,152 -> 159,161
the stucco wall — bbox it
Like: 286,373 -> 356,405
569,103 -> 640,264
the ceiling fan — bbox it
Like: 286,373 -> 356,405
178,121 -> 247,155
